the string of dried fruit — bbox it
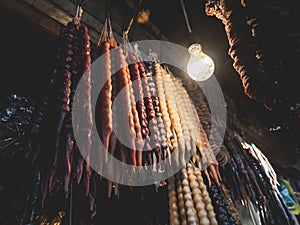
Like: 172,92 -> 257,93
62,113 -> 74,196
107,37 -> 121,198
116,46 -> 137,166
183,80 -> 211,139
168,163 -> 219,225
138,60 -> 162,164
193,165 -> 218,225
203,173 -> 236,225
154,63 -> 177,162
28,17 -> 93,204
220,184 -> 242,225
173,80 -> 204,166
173,79 -> 195,146
158,71 -> 219,178
172,78 -> 193,163
96,39 -> 112,163
64,18 -> 90,192
186,165 -> 209,225
52,23 -> 74,149
243,143 -> 296,225
199,125 -> 221,186
49,19 -> 87,196
176,77 -> 221,185
161,69 -> 185,166
222,134 -> 296,225
175,173 -> 188,225
122,52 -> 143,168
127,51 -> 148,167
168,176 -> 180,225
180,167 -> 199,225
32,21 -> 75,204
99,42 -> 133,197
78,22 -> 92,196
205,0 -> 273,110
175,81 -> 220,185
147,65 -> 168,161
186,88 -> 217,170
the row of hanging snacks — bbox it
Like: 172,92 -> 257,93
219,132 -> 298,225
168,163 -> 218,225
24,10 -> 298,225
27,9 -> 92,204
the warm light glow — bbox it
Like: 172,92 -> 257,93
187,43 -> 215,81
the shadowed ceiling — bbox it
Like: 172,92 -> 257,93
0,0 -> 299,168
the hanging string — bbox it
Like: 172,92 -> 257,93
180,0 -> 192,33
74,5 -> 83,25
125,17 -> 134,36
97,18 -> 108,46
123,0 -> 143,38
148,49 -> 159,63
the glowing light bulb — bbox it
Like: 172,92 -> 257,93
187,43 -> 215,81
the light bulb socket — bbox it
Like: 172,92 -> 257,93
188,43 -> 202,55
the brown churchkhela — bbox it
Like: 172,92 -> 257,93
97,40 -> 113,163
78,23 -> 92,195
126,52 -> 143,168
116,46 -> 137,166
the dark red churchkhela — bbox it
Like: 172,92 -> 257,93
28,18 -> 92,204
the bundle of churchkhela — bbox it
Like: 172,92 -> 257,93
203,172 -> 241,225
152,63 -> 221,183
205,0 -> 300,113
168,163 -> 218,225
27,9 -> 92,203
153,64 -> 240,224
220,132 -> 297,225
181,77 -> 228,167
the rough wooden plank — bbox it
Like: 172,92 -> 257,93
0,0 -> 63,38
22,0 -> 107,44
68,0 -> 156,41
24,0 -> 73,26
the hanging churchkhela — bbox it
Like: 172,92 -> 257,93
24,8 -> 297,225
28,9 -> 92,203
147,64 -> 169,161
205,0 -> 300,113
152,63 -> 222,184
220,132 -> 297,225
154,66 -> 240,225
168,163 -> 219,225
205,0 -> 271,109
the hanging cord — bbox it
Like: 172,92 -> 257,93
148,49 -> 159,63
74,5 -> 83,25
97,0 -> 117,47
123,0 -> 143,38
97,18 -> 108,46
125,16 -> 134,36
180,0 -> 192,33
107,15 -> 117,47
